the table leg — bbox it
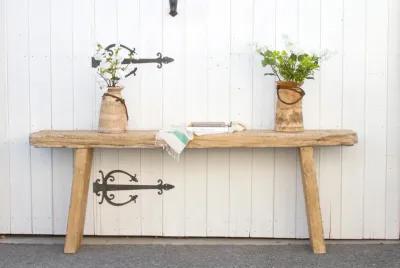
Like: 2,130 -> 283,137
64,148 -> 93,254
298,147 -> 326,254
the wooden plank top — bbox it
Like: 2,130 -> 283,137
30,129 -> 357,149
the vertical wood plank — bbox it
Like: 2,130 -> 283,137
162,0 -> 185,128
298,0 -> 321,129
183,0 -> 208,237
162,152 -> 185,236
73,0 -> 95,130
141,149 -> 163,235
139,0 -> 164,236
206,0 -> 231,237
363,0 -> 388,239
229,149 -> 252,236
94,0 -> 119,235
0,0 -> 10,234
295,157 -> 307,238
250,0 -> 275,237
50,0 -> 74,126
97,149 -> 120,235
385,0 -> 400,239
319,0 -> 344,238
92,148 -> 101,235
184,0 -> 208,124
161,0 -> 186,236
118,0 -> 141,130
273,147 -> 296,238
207,149 -> 229,236
73,0 -> 95,236
116,0 -> 141,236
251,149 -> 274,237
29,0 -> 53,235
91,0 -> 103,234
52,150 -> 73,234
341,0 -> 366,239
252,0 -> 275,130
229,0 -> 253,237
206,0 -> 230,122
273,0 -> 298,238
7,0 -> 32,234
184,149 -> 207,236
296,0 -> 321,239
138,0 -> 163,130
50,0 -> 74,127
117,150 -> 141,235
51,0 -> 74,235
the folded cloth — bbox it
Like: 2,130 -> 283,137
155,127 -> 193,160
187,122 -> 246,136
156,122 -> 246,160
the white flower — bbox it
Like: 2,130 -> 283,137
319,48 -> 335,60
292,47 -> 304,55
93,51 -> 104,61
115,69 -> 125,79
283,34 -> 295,51
99,60 -> 110,69
256,44 -> 269,54
116,53 -> 124,62
96,76 -> 107,87
93,43 -> 138,87
95,43 -> 103,51
103,72 -> 112,80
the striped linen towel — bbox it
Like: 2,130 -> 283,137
155,127 -> 193,160
156,122 -> 246,160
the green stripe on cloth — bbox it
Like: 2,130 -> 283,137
171,130 -> 190,144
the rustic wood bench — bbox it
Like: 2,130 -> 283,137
29,129 -> 357,254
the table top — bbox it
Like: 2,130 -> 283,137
29,129 -> 357,149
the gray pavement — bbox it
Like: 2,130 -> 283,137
0,242 -> 399,268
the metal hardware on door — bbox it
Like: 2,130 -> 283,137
93,170 -> 175,206
91,43 -> 174,78
169,0 -> 178,16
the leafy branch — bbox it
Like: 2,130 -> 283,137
257,48 -> 322,85
94,44 -> 136,88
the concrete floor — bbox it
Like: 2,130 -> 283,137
0,237 -> 399,268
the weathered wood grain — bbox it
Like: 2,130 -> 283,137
64,148 -> 93,254
30,129 -> 357,149
299,147 -> 326,254
30,129 -> 357,254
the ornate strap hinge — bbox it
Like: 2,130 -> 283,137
91,44 -> 174,78
93,170 -> 174,206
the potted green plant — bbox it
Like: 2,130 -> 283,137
257,41 -> 328,132
93,44 -> 136,133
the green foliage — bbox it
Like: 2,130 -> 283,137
257,48 -> 321,84
94,44 -> 135,87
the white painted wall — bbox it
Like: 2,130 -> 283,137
0,0 -> 399,239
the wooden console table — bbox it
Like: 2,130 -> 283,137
29,129 -> 357,254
